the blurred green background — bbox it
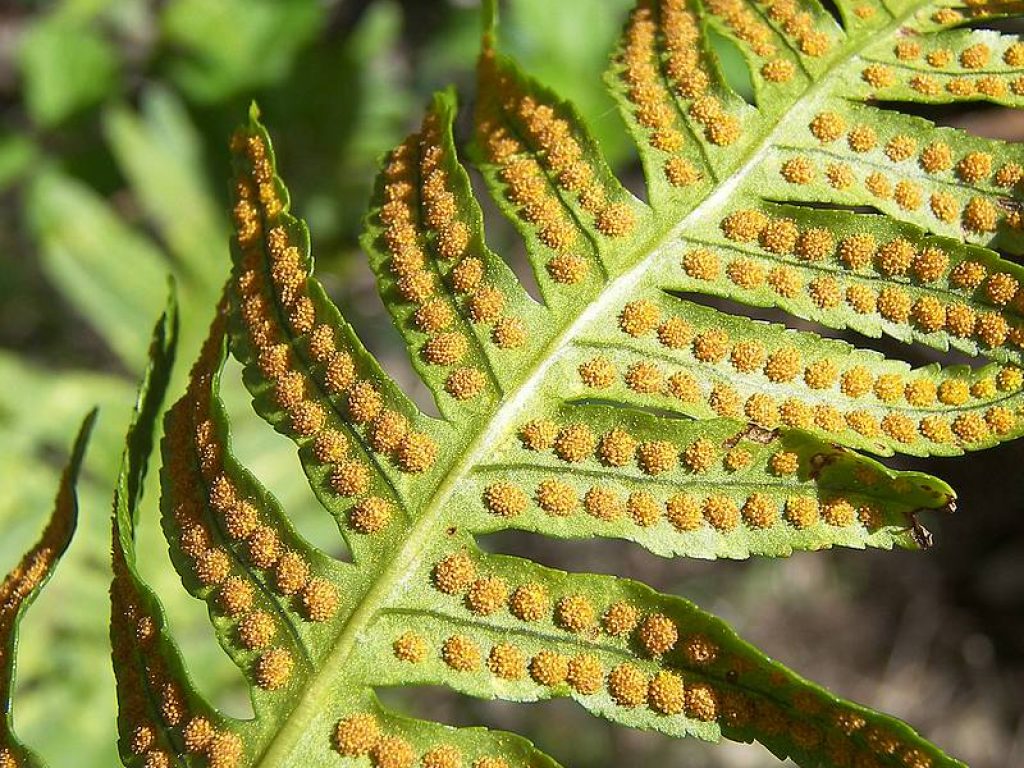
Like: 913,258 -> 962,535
0,1 -> 1021,766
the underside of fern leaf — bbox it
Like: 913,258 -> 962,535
0,409 -> 95,767
107,0 -> 1024,766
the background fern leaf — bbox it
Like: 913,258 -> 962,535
0,408 -> 94,768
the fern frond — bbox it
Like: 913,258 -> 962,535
0,410 -> 95,766
104,0 -> 1024,765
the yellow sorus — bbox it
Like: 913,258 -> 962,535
764,347 -> 802,382
619,300 -> 660,336
742,493 -> 777,528
624,361 -> 665,393
483,483 -> 529,517
433,552 -> 477,595
809,112 -> 845,143
929,192 -> 958,222
919,142 -> 953,173
554,423 -> 597,463
693,328 -> 730,362
584,486 -> 625,521
334,713 -> 381,757
555,594 -> 596,633
442,635 -> 482,671
685,681 -> 720,722
840,366 -> 873,397
985,273 -> 1019,306
846,410 -> 880,437
546,254 -> 589,284
809,276 -> 842,309
393,631 -> 429,663
566,653 -> 604,694
350,496 -> 392,534
963,197 -> 999,234
784,496 -> 818,529
509,582 -> 550,622
912,296 -> 946,333
668,371 -> 701,402
519,419 -> 558,451
761,59 -> 796,83
682,438 -> 717,473
535,478 -> 578,515
821,498 -> 856,527
726,258 -> 767,289
759,217 -> 799,254
607,663 -> 648,707
721,209 -> 768,242
371,736 -> 416,768
881,412 -> 917,443
598,427 -> 638,467
912,247 -> 949,282
703,495 -> 740,531
957,152 -> 993,183
529,650 -> 569,686
602,601 -> 640,636
636,613 -> 679,655
847,124 -> 877,153
945,303 -> 976,338
488,643 -> 527,680
804,358 -> 839,389
960,43 -> 990,69
953,413 -> 989,443
781,156 -> 815,184
826,163 -> 855,189
648,671 -> 685,715
627,491 -> 660,527
666,492 -> 702,532
682,248 -> 722,280
724,446 -> 753,472
422,746 -> 462,768
255,647 -> 294,690
466,577 -> 509,618
885,135 -> 917,162
768,265 -> 802,297
657,316 -> 694,349
862,64 -> 895,88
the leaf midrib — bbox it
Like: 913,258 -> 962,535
252,10 -> 916,763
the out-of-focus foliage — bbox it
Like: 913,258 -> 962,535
0,2 -> 633,765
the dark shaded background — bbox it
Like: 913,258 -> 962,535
0,1 -> 1021,766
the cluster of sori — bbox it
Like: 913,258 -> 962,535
577,296 -> 1023,450
375,107 -> 520,401
0,535 -> 62,768
111,563 -> 243,768
385,550 -> 938,768
162,323 -> 339,699
688,207 -> 1024,358
500,416 -> 880,533
780,110 -> 1023,235
230,129 -> 438,537
862,34 -> 1024,101
712,0 -> 833,62
334,712 -> 511,768
476,48 -> 636,284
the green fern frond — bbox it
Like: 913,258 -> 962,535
0,410 -> 95,766
101,1 -> 1024,766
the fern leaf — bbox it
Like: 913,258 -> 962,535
0,409 -> 95,766
111,0 -> 1024,765
359,548 -> 957,767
